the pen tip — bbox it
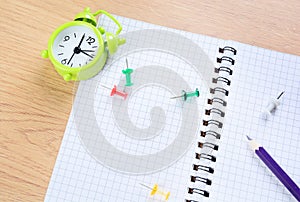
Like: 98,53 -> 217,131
246,135 -> 252,141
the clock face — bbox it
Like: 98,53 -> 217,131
52,25 -> 100,68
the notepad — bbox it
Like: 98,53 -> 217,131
45,15 -> 300,202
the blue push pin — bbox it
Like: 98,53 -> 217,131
122,58 -> 133,86
170,88 -> 200,101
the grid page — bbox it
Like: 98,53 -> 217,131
208,41 -> 300,202
45,15 -> 224,201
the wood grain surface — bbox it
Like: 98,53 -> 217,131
0,0 -> 299,201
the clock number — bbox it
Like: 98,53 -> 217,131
86,36 -> 95,45
61,59 -> 67,65
63,35 -> 70,42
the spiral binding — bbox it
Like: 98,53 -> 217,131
186,46 -> 236,201
212,76 -> 231,86
215,66 -> 233,75
207,97 -> 227,106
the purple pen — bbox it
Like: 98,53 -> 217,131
247,136 -> 300,201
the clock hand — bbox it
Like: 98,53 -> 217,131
77,33 -> 85,48
80,50 -> 94,58
67,52 -> 76,65
80,50 -> 95,52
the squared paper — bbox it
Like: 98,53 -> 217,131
45,15 -> 300,202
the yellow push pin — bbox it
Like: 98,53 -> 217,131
140,183 -> 170,201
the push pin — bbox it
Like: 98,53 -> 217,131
140,183 -> 170,201
170,88 -> 200,101
262,91 -> 284,120
101,84 -> 128,100
122,58 -> 133,86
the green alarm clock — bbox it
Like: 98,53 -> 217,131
41,8 -> 126,81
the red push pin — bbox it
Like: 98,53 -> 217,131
101,84 -> 128,100
110,85 -> 128,100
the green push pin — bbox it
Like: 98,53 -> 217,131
170,88 -> 200,101
122,58 -> 133,86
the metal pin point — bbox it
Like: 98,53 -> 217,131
277,91 -> 284,99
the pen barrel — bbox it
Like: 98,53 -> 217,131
256,147 -> 300,201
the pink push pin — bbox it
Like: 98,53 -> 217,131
101,84 -> 128,100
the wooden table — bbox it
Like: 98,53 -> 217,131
1,0 -> 299,201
